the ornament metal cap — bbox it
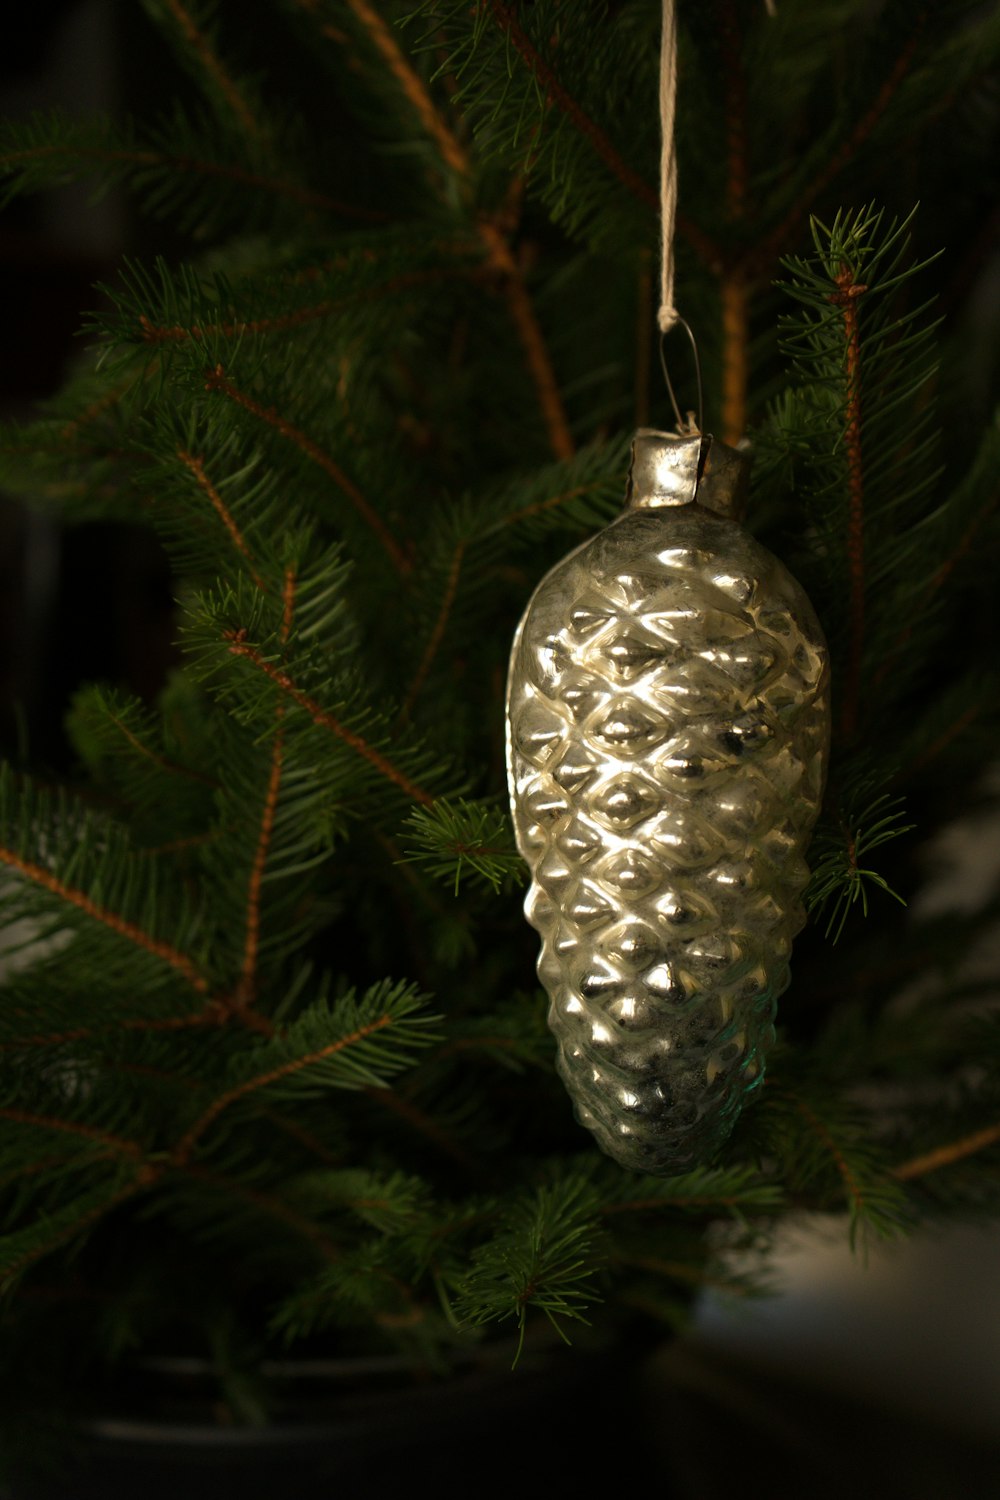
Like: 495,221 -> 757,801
626,429 -> 751,522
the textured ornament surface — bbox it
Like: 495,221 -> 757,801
506,441 -> 829,1173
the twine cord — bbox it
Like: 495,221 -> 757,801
657,0 -> 679,334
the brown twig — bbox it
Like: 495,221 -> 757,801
301,0 -> 574,459
177,1162 -> 340,1260
753,15 -> 926,270
719,2 -> 749,443
172,1014 -> 395,1164
831,271 -> 868,739
105,705 -> 218,786
0,846 -> 209,994
1,1009 -> 224,1050
176,447 -> 266,589
260,1107 -> 342,1166
223,630 -> 435,806
138,268 -> 446,345
234,567 -> 296,1011
720,274 -> 749,445
2,143 -> 382,221
484,0 -> 654,211
788,1092 -> 868,1219
908,703 -> 982,775
477,223 -> 575,461
203,365 -> 410,576
602,1192 -> 747,1216
490,480 -> 605,533
161,0 -> 261,142
878,490 -> 1000,686
340,0 -> 470,177
893,1122 -> 1000,1182
0,1107 -> 144,1161
0,1177 -> 151,1288
364,1085 -> 474,1167
59,371 -> 140,442
634,250 -> 653,428
400,541 -> 465,720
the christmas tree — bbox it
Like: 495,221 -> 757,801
1,0 -> 998,1473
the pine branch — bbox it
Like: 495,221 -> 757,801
600,1164 -> 784,1219
176,1162 -> 341,1261
455,1175 -> 602,1362
1,1011 -> 223,1052
234,567 -> 295,1010
759,1076 -> 912,1247
806,769 -> 913,942
176,447 -> 266,589
754,10 -> 928,267
0,1177 -> 150,1292
146,0 -> 264,144
0,845 -> 208,997
894,1122 -> 1000,1182
338,0 -> 471,180
171,982 -> 439,1163
482,0 -> 657,214
0,1109 -> 145,1164
399,539 -> 465,718
220,629 -> 436,807
203,364 -> 410,575
831,270 -> 868,738
296,0 -> 574,459
401,797 -> 522,894
0,111 -> 378,224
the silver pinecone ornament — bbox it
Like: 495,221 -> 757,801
506,430 -> 830,1174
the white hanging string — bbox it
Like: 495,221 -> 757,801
656,0 -> 679,334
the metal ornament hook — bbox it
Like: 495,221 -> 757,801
658,315 -> 704,437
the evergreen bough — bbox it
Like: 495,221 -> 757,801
0,0 -> 998,1438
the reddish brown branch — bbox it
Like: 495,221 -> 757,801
178,1162 -> 340,1260
720,274 -> 749,445
364,1085 -> 473,1167
338,0 -> 470,177
832,273 -> 868,739
478,223 -> 575,461
140,301 -> 334,344
493,480 -> 602,532
878,490 -> 1000,685
138,268 -> 445,345
1,1177 -> 150,1288
172,1014 -> 395,1163
485,0 -> 655,211
59,372 -> 138,442
161,0 -> 261,141
755,16 -> 926,268
296,0 -> 573,460
3,143 -> 381,220
105,705 -> 219,786
602,1193 -> 746,1216
223,631 -> 435,806
0,1107 -> 144,1160
1,1010 -> 225,1051
260,1108 -> 342,1166
721,0 -> 747,223
893,1122 -> 1000,1182
790,1093 -> 867,1218
176,447 -> 266,589
204,366 -> 410,576
400,541 -> 465,720
0,846 -> 209,994
908,703 -> 982,775
234,567 -> 296,1011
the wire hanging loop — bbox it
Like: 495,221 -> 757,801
659,316 -> 703,436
